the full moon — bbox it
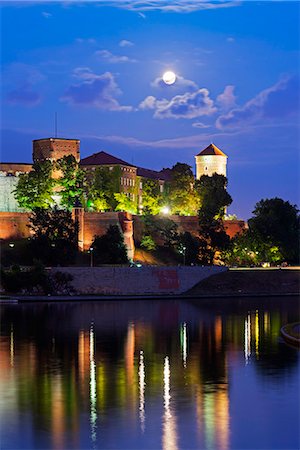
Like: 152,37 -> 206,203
162,71 -> 176,85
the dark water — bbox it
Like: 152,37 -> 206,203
0,298 -> 299,450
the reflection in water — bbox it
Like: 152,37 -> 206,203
244,314 -> 251,363
138,350 -> 145,432
10,324 -> 14,368
0,300 -> 299,450
162,356 -> 178,450
180,322 -> 188,368
255,310 -> 259,358
89,325 -> 97,447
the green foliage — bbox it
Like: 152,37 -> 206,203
141,179 -> 163,215
114,193 -> 137,214
197,174 -> 232,264
87,166 -> 122,211
248,198 -> 299,263
56,155 -> 85,210
166,163 -> 200,215
14,161 -> 54,210
92,225 -> 129,264
28,207 -> 78,265
140,234 -> 156,251
223,229 -> 283,266
153,217 -> 179,247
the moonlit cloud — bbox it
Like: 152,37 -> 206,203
119,39 -> 134,47
139,88 -> 216,119
217,85 -> 237,111
42,11 -> 52,18
192,122 -> 211,129
151,75 -> 198,90
95,49 -> 137,63
96,1 -> 241,13
61,69 -> 132,111
216,75 -> 299,129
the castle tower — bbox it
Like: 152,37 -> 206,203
195,143 -> 227,179
33,138 -> 80,163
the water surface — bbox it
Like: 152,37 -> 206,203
0,298 -> 299,449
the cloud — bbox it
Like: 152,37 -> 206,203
97,1 -> 240,13
61,69 -> 132,111
227,37 -> 235,43
6,84 -> 42,106
76,38 -> 96,44
217,85 -> 237,111
95,49 -> 136,63
151,74 -> 198,91
139,88 -> 216,119
216,75 -> 299,129
119,39 -> 134,47
42,11 -> 52,18
192,122 -> 211,129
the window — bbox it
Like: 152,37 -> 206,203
140,181 -> 143,189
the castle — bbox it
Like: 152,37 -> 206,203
0,138 -> 227,212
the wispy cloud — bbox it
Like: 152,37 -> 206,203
95,1 -> 241,13
95,49 -> 137,63
61,68 -> 132,111
6,84 -> 42,107
42,11 -> 52,18
151,74 -> 198,90
119,39 -> 134,47
217,85 -> 237,111
192,122 -> 211,129
216,75 -> 299,129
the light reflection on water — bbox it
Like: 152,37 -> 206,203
0,298 -> 299,450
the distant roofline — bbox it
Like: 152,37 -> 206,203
80,150 -> 136,168
33,137 -> 80,142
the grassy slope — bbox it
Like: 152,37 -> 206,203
185,269 -> 300,296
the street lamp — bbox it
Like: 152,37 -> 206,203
182,246 -> 186,265
89,247 -> 94,267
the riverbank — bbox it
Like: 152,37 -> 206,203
185,267 -> 300,297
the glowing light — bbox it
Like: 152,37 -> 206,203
163,71 -> 176,85
244,314 -> 251,363
162,356 -> 178,450
10,324 -> 14,367
255,310 -> 259,358
161,206 -> 170,215
180,323 -> 188,368
90,325 -> 97,446
139,350 -> 146,432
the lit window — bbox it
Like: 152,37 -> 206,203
140,181 -> 143,189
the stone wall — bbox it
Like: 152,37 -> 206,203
0,212 -> 31,240
50,265 -> 227,295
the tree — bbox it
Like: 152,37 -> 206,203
166,163 -> 200,215
196,174 -> 232,264
141,179 -> 163,215
14,161 -> 54,210
177,232 -> 200,265
92,225 -> 128,264
114,193 -> 137,214
28,207 -> 78,265
56,155 -> 85,210
86,166 -> 122,211
248,198 -> 299,263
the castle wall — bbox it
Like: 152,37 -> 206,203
0,175 -> 26,212
195,155 -> 227,179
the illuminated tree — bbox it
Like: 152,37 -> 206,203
141,179 -> 163,215
14,161 -> 54,210
114,193 -> 137,214
56,155 -> 85,210
165,163 -> 199,215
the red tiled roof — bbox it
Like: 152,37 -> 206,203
137,167 -> 169,181
80,151 -> 135,167
196,143 -> 227,157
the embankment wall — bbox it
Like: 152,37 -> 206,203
50,265 -> 227,295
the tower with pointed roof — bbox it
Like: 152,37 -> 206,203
195,143 -> 227,179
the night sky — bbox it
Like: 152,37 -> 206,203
1,1 -> 299,219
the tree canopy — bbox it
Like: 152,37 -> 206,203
56,155 -> 85,210
166,163 -> 200,215
14,161 -> 54,210
197,174 -> 232,264
248,198 -> 299,263
141,179 -> 163,215
92,225 -> 129,264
